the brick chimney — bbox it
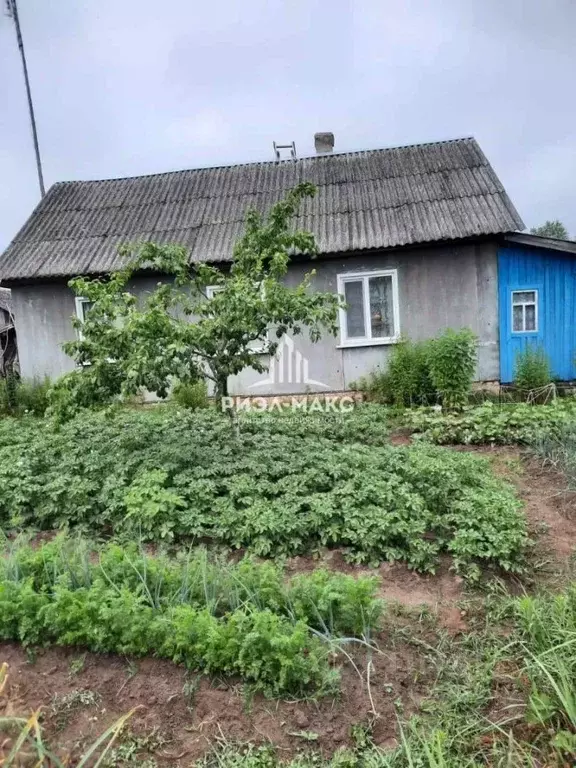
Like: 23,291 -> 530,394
314,132 -> 334,154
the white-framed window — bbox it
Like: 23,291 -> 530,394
337,269 -> 400,347
511,290 -> 538,333
74,296 -> 94,340
205,285 -> 268,353
74,296 -> 94,323
206,285 -> 223,300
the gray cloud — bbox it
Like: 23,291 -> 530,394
1,0 -> 575,249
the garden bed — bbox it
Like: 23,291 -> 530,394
2,403 -> 576,764
2,448 -> 575,765
0,408 -> 528,576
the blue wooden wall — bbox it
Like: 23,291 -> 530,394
498,245 -> 576,382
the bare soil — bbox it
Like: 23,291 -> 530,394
0,620 -> 435,765
1,447 -> 576,764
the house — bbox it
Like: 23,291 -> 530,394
1,134 -> 575,393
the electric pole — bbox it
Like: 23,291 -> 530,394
6,0 -> 45,197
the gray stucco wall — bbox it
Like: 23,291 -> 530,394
9,241 -> 500,392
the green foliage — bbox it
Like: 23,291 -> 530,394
287,569 -> 381,636
0,408 -> 527,575
514,346 -> 552,392
356,339 -> 435,406
403,401 -> 576,445
426,328 -> 477,409
123,468 -> 186,540
349,370 -> 392,404
0,537 -> 387,696
353,329 -> 476,408
194,580 -> 576,765
530,220 -> 570,240
0,375 -> 50,416
51,184 -> 342,419
242,404 -> 392,445
515,585 -> 576,734
532,423 -> 576,490
0,535 -> 383,637
171,379 -> 209,409
386,338 -> 436,406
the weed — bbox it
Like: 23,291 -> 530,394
183,673 -> 200,712
50,689 -> 100,729
125,659 -> 139,679
68,653 -> 87,677
349,720 -> 374,750
101,727 -> 168,767
514,346 -> 552,394
426,328 -> 477,409
0,375 -> 51,417
387,338 -> 436,407
288,730 -> 319,741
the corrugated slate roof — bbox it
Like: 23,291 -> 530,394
0,137 -> 524,281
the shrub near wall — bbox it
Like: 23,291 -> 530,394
427,328 -> 477,409
353,328 -> 477,408
0,375 -> 50,416
514,346 -> 552,395
386,338 -> 436,406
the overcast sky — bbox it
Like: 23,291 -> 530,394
1,0 -> 575,250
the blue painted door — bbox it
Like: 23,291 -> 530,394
498,246 -> 576,382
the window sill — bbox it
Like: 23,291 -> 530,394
337,337 -> 400,349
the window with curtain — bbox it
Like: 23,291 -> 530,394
337,270 -> 399,345
511,290 -> 538,332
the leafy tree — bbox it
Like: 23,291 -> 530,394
49,184 -> 341,421
530,220 -> 570,240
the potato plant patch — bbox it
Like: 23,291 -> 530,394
0,408 -> 527,575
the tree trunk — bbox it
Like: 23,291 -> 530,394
216,375 -> 240,438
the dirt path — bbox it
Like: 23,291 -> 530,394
466,446 -> 576,566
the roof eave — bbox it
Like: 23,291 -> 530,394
504,232 -> 576,255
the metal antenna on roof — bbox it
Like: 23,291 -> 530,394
273,141 -> 297,161
5,0 -> 45,197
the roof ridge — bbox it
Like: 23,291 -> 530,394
46,136 -> 478,189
